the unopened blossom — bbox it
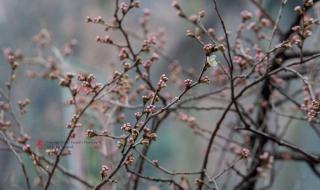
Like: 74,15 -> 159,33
304,0 -> 314,7
87,129 -> 97,138
184,79 -> 193,89
22,144 -> 32,154
145,105 -> 156,113
189,14 -> 198,23
119,48 -> 129,60
120,2 -> 128,13
100,165 -> 110,178
121,123 -> 132,131
241,10 -> 253,21
152,160 -> 159,166
240,148 -> 250,159
157,74 -> 168,90
199,10 -> 205,18
294,6 -> 303,15
261,18 -> 271,27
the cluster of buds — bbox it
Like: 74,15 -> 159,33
77,73 -> 102,94
3,48 -> 22,70
14,144 -> 38,166
86,129 -> 98,138
118,1 -> 141,15
100,165 -> 110,178
125,154 -> 135,165
240,10 -> 253,21
119,48 -> 129,61
63,38 -> 77,56
17,98 -> 31,115
240,148 -> 250,159
66,114 -> 81,128
86,16 -> 104,24
144,132 -> 157,141
96,35 -> 113,44
203,43 -> 225,55
292,1 -> 314,39
141,128 -> 157,145
291,24 -> 313,42
121,123 -> 139,139
127,137 -> 134,145
156,74 -> 168,91
46,148 -> 72,156
294,1 -> 313,15
144,104 -> 156,113
184,79 -> 193,89
304,0 -> 314,7
257,152 -> 274,176
119,2 -> 128,14
59,72 -> 75,87
307,99 -> 320,121
121,123 -> 132,131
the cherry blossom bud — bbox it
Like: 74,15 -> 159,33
189,14 -> 198,23
294,6 -> 303,15
100,165 -> 110,178
184,79 -> 192,89
199,10 -> 205,18
241,10 -> 253,21
240,148 -> 250,158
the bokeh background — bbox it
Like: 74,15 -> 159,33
0,0 -> 319,189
